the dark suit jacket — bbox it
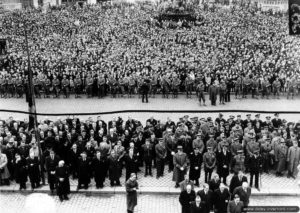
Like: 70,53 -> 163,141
227,200 -> 244,213
213,188 -> 231,213
232,186 -> 251,207
197,189 -> 213,213
229,175 -> 248,194
190,201 -> 206,213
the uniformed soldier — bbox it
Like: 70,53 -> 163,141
74,75 -> 82,98
261,77 -> 270,99
161,75 -> 170,98
52,75 -> 61,98
118,76 -> 126,97
0,75 -> 6,98
242,75 -> 251,98
129,75 -> 136,98
235,76 -> 242,99
272,77 -> 281,99
185,74 -> 194,99
86,74 -> 94,98
203,146 -> 216,183
97,74 -> 106,98
137,76 -> 144,99
219,80 -> 227,105
232,150 -> 246,173
44,77 -> 52,98
245,135 -> 259,172
260,138 -> 272,173
7,75 -> 14,98
15,76 -> 23,98
61,75 -> 70,98
196,80 -> 206,106
251,76 -> 259,99
150,75 -> 158,98
171,75 -> 180,98
33,75 -> 41,98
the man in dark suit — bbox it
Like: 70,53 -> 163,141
190,195 -> 206,213
179,184 -> 196,213
55,160 -> 70,202
45,150 -> 60,194
197,183 -> 213,213
141,79 -> 150,103
229,171 -> 248,194
227,194 -> 244,213
249,149 -> 263,190
232,182 -> 251,207
208,174 -> 220,192
68,143 -> 80,179
77,151 -> 91,190
124,148 -> 138,180
155,139 -> 167,179
213,183 -> 231,213
142,139 -> 153,177
216,144 -> 231,184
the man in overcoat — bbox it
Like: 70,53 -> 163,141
173,145 -> 189,188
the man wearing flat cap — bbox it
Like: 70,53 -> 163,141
173,145 -> 189,188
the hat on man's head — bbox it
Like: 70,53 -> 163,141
177,145 -> 183,149
255,114 -> 260,118
246,114 -> 251,117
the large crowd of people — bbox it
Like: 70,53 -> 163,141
1,2 -> 300,102
0,113 -> 300,197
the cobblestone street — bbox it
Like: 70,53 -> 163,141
1,193 -> 300,213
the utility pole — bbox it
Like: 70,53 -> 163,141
21,19 -> 45,184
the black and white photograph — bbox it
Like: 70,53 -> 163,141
0,0 -> 300,212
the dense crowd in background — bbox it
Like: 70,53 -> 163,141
1,1 -> 300,101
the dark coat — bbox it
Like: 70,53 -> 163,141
197,189 -> 213,213
142,144 -> 154,163
232,186 -> 251,207
213,188 -> 231,213
227,200 -> 244,213
26,157 -> 40,182
229,175 -> 248,194
108,155 -> 121,181
78,157 -> 91,184
249,155 -> 263,173
189,152 -> 202,181
208,179 -> 220,192
124,154 -> 138,180
190,201 -> 206,213
173,153 -> 189,183
68,149 -> 80,170
179,190 -> 196,213
15,157 -> 27,183
126,179 -> 139,211
92,157 -> 107,184
55,165 -> 70,196
217,151 -> 231,177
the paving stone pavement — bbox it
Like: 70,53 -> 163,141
0,192 -> 300,213
1,94 -> 300,123
1,166 -> 299,195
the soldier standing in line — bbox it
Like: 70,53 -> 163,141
203,146 -> 216,183
74,75 -> 82,98
44,77 -> 52,98
61,75 -> 70,98
272,77 -> 281,99
52,75 -> 61,98
196,80 -> 206,106
15,76 -> 23,98
86,74 -> 94,98
219,80 -> 227,105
